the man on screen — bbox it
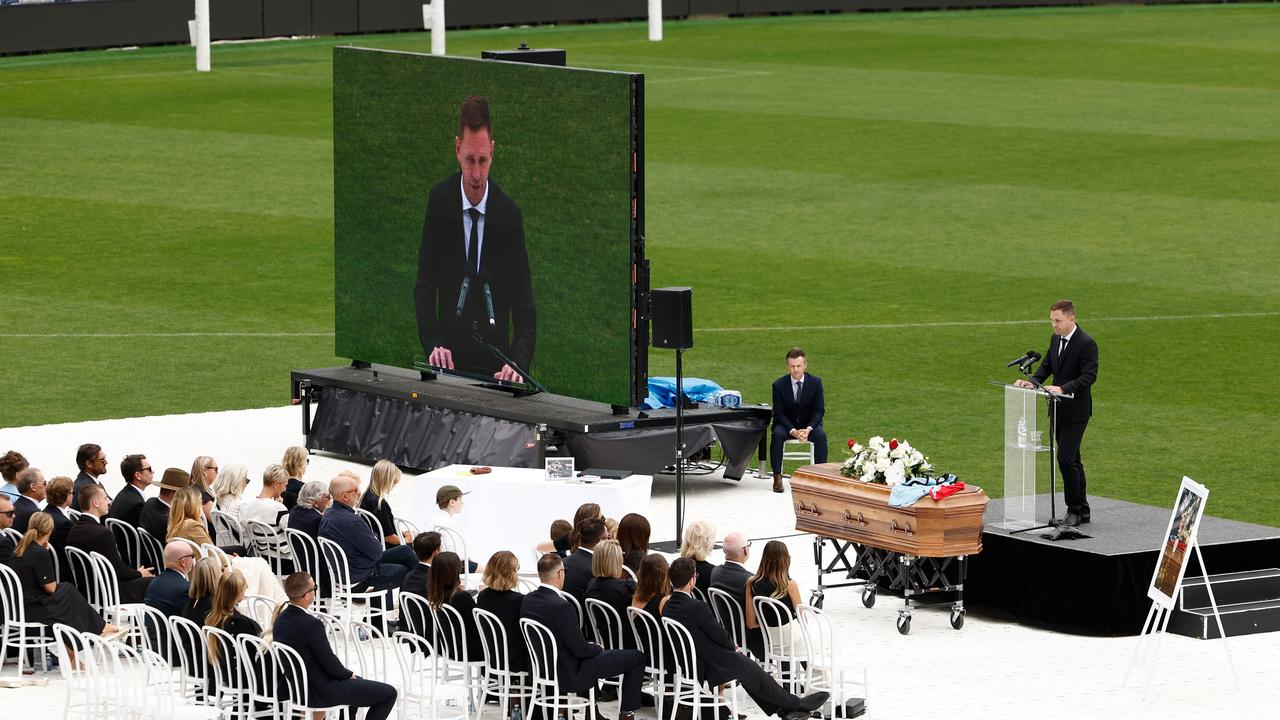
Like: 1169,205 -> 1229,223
1015,299 -> 1098,527
415,95 -> 536,382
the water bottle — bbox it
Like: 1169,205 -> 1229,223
511,703 -> 524,720
1016,416 -> 1027,448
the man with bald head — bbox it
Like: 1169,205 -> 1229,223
0,495 -> 15,564
145,540 -> 198,616
319,475 -> 414,594
710,531 -> 764,659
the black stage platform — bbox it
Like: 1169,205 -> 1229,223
291,364 -> 770,478
967,495 -> 1280,635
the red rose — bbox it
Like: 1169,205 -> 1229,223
889,439 -> 899,450
847,438 -> 856,449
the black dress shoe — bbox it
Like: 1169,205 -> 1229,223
781,711 -> 810,720
1061,513 -> 1081,527
1079,513 -> 1091,524
797,692 -> 830,713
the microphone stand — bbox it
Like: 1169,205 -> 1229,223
469,325 -> 546,396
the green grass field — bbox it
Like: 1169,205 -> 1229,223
2,5 -> 1277,525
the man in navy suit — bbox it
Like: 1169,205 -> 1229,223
144,540 -> 196,616
273,572 -> 397,720
415,95 -> 537,383
663,558 -> 827,720
1017,299 -> 1099,527
770,347 -> 827,493
522,553 -> 646,720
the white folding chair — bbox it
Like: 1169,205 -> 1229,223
137,527 -> 165,570
204,625 -> 252,718
391,631 -> 467,720
434,602 -> 487,716
211,509 -> 244,547
399,592 -> 434,640
201,543 -> 230,566
88,550 -> 149,639
238,634 -> 285,720
168,615 -> 211,704
433,525 -> 471,573
63,545 -> 100,611
585,598 -> 627,698
130,602 -> 176,664
105,517 -> 142,568
709,587 -> 752,658
395,517 -> 420,540
65,508 -> 83,521
798,603 -> 869,718
622,565 -> 637,582
520,618 -> 594,720
627,606 -> 675,720
246,519 -> 291,579
356,507 -> 388,550
782,439 -> 816,467
0,562 -> 55,677
243,593 -> 279,629
663,617 -> 740,720
753,595 -> 807,694
115,638 -> 222,720
317,535 -> 394,630
274,641 -> 351,720
473,607 -> 534,720
554,587 -> 585,629
50,624 -> 114,718
284,529 -> 326,610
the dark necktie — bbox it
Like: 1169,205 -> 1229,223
1059,336 -> 1068,356
467,207 -> 481,275
794,381 -> 802,402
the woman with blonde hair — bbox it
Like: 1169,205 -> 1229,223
476,550 -> 529,677
211,464 -> 250,518
189,455 -> 219,520
8,512 -> 121,637
183,555 -> 222,624
679,519 -> 717,598
168,487 -> 288,605
280,446 -> 309,509
585,540 -> 636,647
360,460 -> 415,555
205,570 -> 261,672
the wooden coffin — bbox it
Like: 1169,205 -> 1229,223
791,463 -> 988,557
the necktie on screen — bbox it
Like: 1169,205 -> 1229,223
467,207 -> 481,275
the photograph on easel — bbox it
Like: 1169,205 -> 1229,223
1148,477 -> 1209,607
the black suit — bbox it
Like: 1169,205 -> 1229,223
400,562 -> 430,597
273,604 -> 397,720
1032,326 -> 1099,517
139,498 -> 170,543
43,505 -> 74,565
770,373 -> 828,474
13,495 -> 40,533
287,505 -> 322,539
0,535 -> 12,565
415,173 -> 536,377
709,561 -> 764,660
521,585 -> 644,710
108,484 -> 147,528
71,471 -> 110,512
662,591 -> 802,718
562,548 -> 594,607
66,514 -> 151,603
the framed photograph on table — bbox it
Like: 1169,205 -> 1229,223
545,457 -> 575,482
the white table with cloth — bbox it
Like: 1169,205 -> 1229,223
407,464 -> 653,566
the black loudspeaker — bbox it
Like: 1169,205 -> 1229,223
651,287 -> 693,350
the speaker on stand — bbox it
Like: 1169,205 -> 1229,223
651,287 -> 693,546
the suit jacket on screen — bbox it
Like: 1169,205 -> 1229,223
1031,327 -> 1098,424
414,173 -> 536,377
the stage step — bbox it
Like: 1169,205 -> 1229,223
1169,569 -> 1280,639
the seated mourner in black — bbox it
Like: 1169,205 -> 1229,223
475,550 -> 530,677
8,513 -> 120,637
427,551 -> 483,662
273,572 -> 398,720
584,540 -> 638,649
204,570 -> 263,685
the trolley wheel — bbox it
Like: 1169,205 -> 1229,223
810,592 -> 824,609
861,587 -> 876,608
950,609 -> 966,630
896,614 -> 911,635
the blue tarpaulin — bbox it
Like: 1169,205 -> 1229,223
643,377 -> 724,410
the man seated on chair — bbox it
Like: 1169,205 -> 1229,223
66,483 -> 155,603
319,476 -> 414,593
663,557 -> 827,720
108,454 -> 151,529
562,517 -> 606,609
140,469 -> 189,542
0,495 -> 15,564
273,572 -> 398,720
710,531 -> 765,660
12,467 -> 46,533
145,540 -> 197,616
770,347 -> 827,494
522,553 -> 647,720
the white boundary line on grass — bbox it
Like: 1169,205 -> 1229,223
698,311 -> 1280,333
1,311 -> 1275,339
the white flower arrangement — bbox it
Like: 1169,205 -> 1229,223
840,435 -> 933,487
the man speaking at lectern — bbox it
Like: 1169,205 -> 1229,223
415,95 -> 536,383
1015,300 -> 1098,527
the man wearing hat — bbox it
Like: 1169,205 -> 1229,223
427,484 -> 478,572
140,467 -> 191,542
108,454 -> 152,529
